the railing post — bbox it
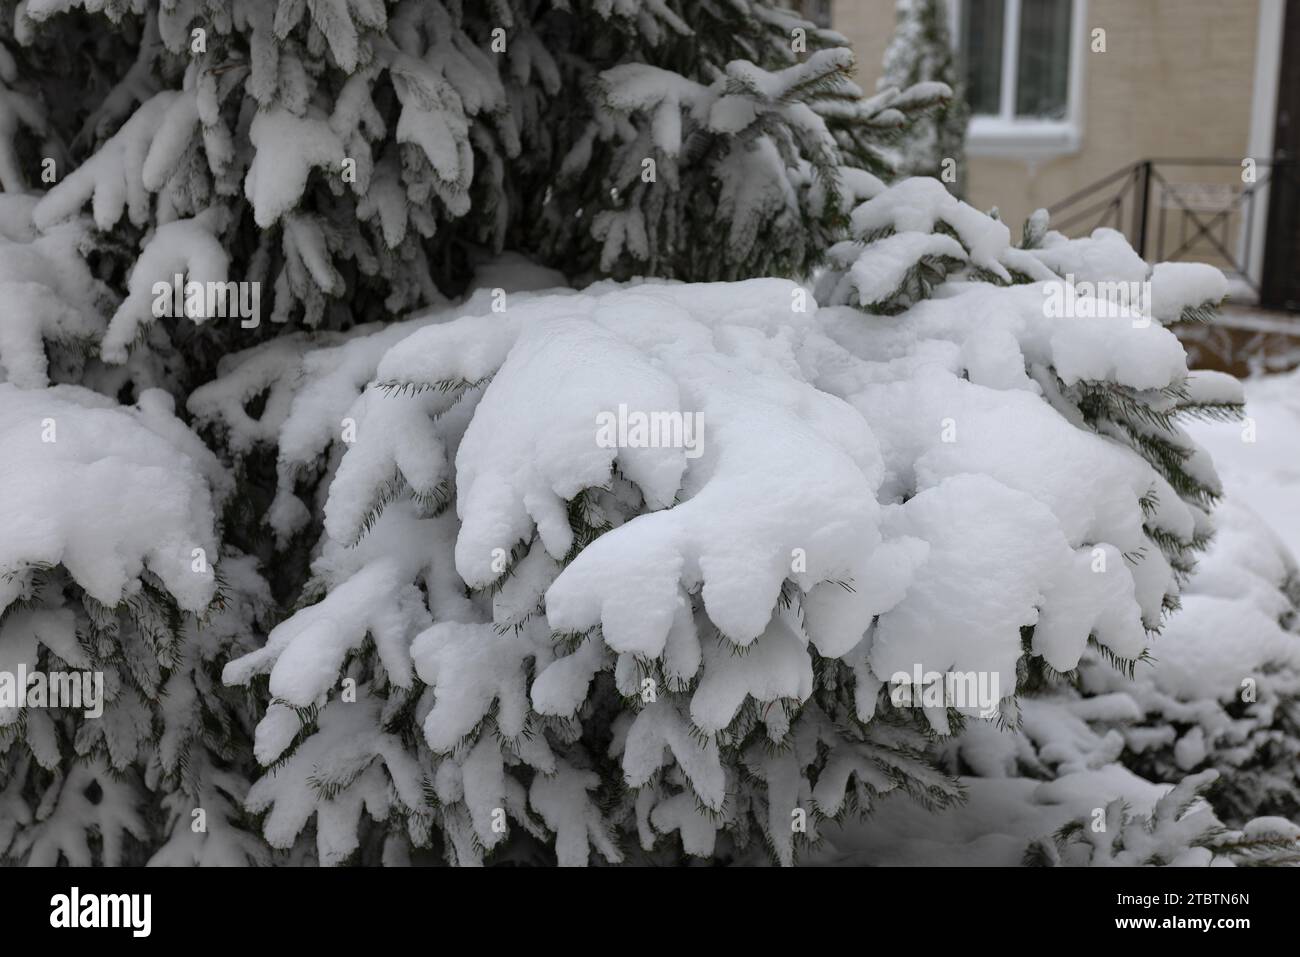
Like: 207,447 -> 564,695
1133,160 -> 1152,259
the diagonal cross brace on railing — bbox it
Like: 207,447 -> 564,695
1045,157 -> 1292,297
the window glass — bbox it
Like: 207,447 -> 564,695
961,0 -> 1005,115
1015,0 -> 1073,118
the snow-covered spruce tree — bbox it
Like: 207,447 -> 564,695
203,278 -> 967,866
878,0 -> 967,191
818,178 -> 1242,625
0,0 -> 942,395
1077,500 -> 1300,828
0,0 -> 1254,869
0,384 -> 272,865
196,177 -> 1241,867
539,4 -> 950,281
813,180 -> 1243,769
881,498 -> 1300,866
1030,770 -> 1300,867
0,1 -> 952,866
813,181 -> 1299,866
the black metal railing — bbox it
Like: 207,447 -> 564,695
1045,157 -> 1293,299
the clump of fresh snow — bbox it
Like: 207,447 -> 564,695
1150,261 -> 1230,322
103,207 -> 231,363
34,92 -> 179,232
0,384 -> 220,616
1029,227 -> 1149,286
0,213 -> 107,388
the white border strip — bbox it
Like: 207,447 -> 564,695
1242,0 -> 1285,297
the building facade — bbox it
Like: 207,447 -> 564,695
830,0 -> 1298,308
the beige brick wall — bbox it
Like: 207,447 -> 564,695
833,0 -> 897,95
832,0 -> 1262,237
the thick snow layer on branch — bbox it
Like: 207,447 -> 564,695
831,231 -> 966,307
1080,495 -> 1300,779
35,92 -> 178,231
244,692 -> 425,865
1149,261 -> 1229,321
104,207 -> 230,363
0,215 -> 106,387
848,177 -> 1012,279
0,384 -> 219,616
1030,227 -> 1149,286
244,107 -> 345,228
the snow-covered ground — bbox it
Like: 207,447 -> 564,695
1192,368 -> 1300,557
817,366 -> 1300,866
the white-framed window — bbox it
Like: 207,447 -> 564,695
951,0 -> 1087,158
